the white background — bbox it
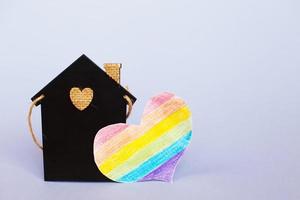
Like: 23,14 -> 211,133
0,0 -> 299,199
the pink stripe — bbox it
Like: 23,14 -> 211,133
94,124 -> 129,147
143,92 -> 174,116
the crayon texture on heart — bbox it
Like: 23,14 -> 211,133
93,92 -> 192,183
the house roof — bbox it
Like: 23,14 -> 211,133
31,54 -> 136,106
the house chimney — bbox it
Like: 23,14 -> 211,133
104,63 -> 122,84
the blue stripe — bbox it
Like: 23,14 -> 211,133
117,131 -> 192,182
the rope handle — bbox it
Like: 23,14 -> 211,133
28,94 -> 133,150
27,95 -> 45,150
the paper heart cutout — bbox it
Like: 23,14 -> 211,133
70,87 -> 93,111
93,92 -> 192,183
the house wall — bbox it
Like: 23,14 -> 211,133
40,93 -> 127,181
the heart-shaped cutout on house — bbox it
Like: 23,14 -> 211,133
70,87 -> 93,111
93,92 -> 192,183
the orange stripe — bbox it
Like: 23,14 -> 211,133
94,97 -> 186,164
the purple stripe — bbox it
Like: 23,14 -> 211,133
139,150 -> 185,182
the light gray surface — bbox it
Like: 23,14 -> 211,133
0,0 -> 299,199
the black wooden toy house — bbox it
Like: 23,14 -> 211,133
31,54 -> 136,181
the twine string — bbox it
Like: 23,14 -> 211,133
27,94 -> 45,150
123,95 -> 133,118
28,94 -> 133,150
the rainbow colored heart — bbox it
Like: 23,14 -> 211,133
93,92 -> 192,183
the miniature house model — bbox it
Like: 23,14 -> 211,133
31,55 -> 136,181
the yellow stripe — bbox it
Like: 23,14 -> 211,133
94,98 -> 186,164
107,119 -> 192,180
99,106 -> 191,174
